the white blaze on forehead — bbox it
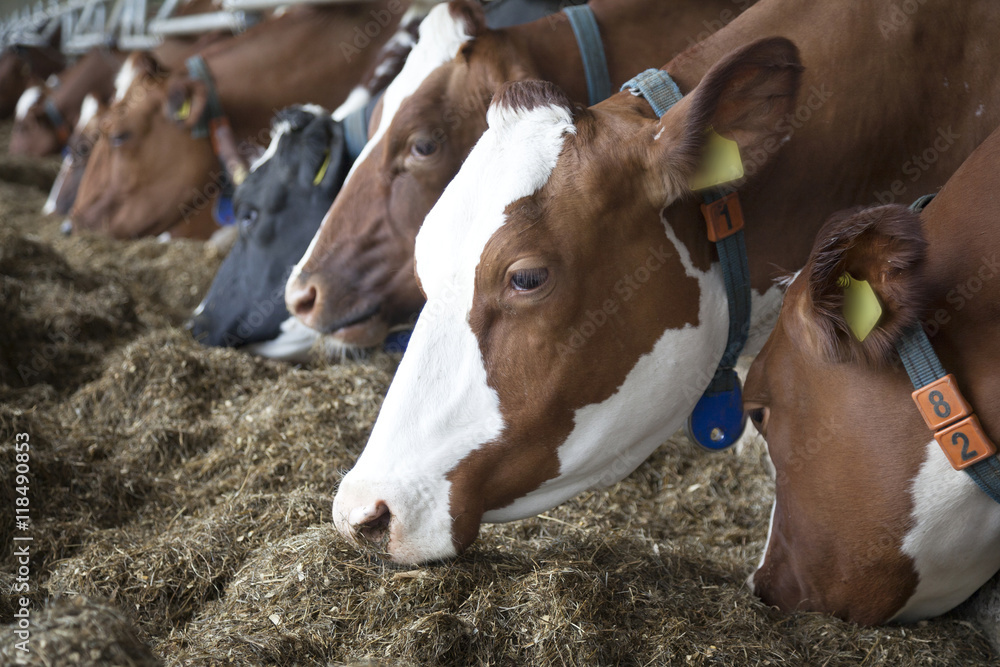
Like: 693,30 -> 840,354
114,56 -> 139,103
250,104 -> 328,173
249,120 -> 292,173
15,86 -> 42,120
332,100 -> 574,564
290,1 -> 474,286
76,94 -> 100,132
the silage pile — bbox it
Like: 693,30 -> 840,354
0,122 -> 998,666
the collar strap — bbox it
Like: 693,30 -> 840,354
563,5 -> 612,106
43,98 -> 70,144
621,68 -> 683,117
185,55 -> 247,187
621,68 -> 751,450
343,88 -> 385,163
896,195 -> 1000,502
185,55 -> 225,138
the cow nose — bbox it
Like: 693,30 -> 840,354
349,501 -> 392,544
286,274 -> 321,327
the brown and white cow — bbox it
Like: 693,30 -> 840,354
285,0 -> 754,348
70,1 -> 420,239
11,47 -> 126,157
744,126 -> 1000,624
331,0 -> 1000,565
0,43 -> 65,119
43,32 -> 232,220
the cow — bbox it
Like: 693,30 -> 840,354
10,47 -> 126,157
743,126 -> 1000,624
189,0 -> 565,358
285,0 -> 755,349
0,42 -> 65,119
70,1 -> 425,240
186,105 -> 351,353
330,0 -> 1000,565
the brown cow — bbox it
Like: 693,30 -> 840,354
71,0 -> 416,239
286,0 -> 754,348
331,0 -> 1000,566
10,47 -> 126,157
744,126 -> 1000,624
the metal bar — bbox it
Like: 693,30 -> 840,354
222,0 -> 377,11
148,10 -> 257,36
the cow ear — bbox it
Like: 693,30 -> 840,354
654,38 -> 803,193
134,52 -> 168,79
447,0 -> 487,60
165,75 -> 208,130
805,204 -> 928,367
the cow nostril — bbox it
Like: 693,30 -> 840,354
291,285 -> 317,318
355,502 -> 391,544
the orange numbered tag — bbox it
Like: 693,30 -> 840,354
934,415 -> 998,470
701,192 -> 745,242
911,374 -> 972,431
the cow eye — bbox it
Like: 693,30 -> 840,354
240,208 -> 258,231
110,131 -> 131,148
510,267 -> 549,292
410,139 -> 437,158
747,406 -> 769,435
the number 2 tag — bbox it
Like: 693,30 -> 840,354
935,416 -> 997,470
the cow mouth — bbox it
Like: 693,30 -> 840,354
325,304 -> 388,348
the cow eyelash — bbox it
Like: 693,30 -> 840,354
510,267 -> 549,291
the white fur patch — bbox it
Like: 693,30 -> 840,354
114,56 -> 139,102
332,101 -> 574,563
43,155 -> 70,215
331,87 -> 370,122
893,440 -> 1000,621
243,317 -> 321,362
249,120 -> 292,173
288,2 -> 474,291
76,94 -> 100,131
15,86 -> 42,121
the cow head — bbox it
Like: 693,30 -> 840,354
45,95 -> 106,217
10,84 -> 65,156
188,106 -> 348,350
286,0 -> 516,348
70,53 -> 219,239
332,38 -> 803,563
743,204 -> 931,623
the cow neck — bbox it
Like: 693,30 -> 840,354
893,195 -> 1000,503
620,68 -> 750,451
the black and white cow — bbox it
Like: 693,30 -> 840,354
187,105 -> 349,357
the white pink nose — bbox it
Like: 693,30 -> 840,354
339,500 -> 392,544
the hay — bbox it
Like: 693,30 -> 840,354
0,124 -> 997,667
0,596 -> 160,667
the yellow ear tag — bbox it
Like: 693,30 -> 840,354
838,272 -> 883,342
175,99 -> 191,121
689,129 -> 744,191
312,150 -> 331,186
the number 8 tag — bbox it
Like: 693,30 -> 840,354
911,374 -> 972,431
